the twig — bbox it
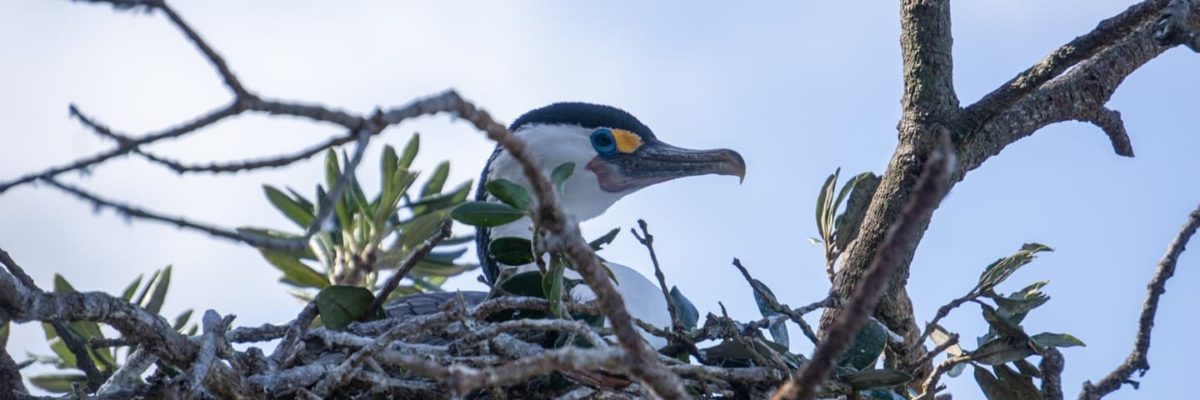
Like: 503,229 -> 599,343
365,220 -> 453,320
908,330 -> 959,373
50,321 -> 107,390
914,355 -> 973,400
772,134 -> 956,400
132,130 -> 360,174
961,0 -> 1171,128
188,310 -> 224,398
155,0 -> 250,98
0,248 -> 196,365
39,177 -> 275,247
269,300 -> 318,369
0,103 -> 240,195
0,342 -> 26,397
1079,202 -> 1200,399
1042,347 -> 1065,400
733,260 -> 824,346
96,349 -> 156,396
631,220 -> 684,335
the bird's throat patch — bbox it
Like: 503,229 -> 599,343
611,129 -> 643,153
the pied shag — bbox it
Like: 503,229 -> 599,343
389,102 -> 746,348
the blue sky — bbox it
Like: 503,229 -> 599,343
2,1 -> 1197,398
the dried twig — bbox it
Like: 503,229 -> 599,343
631,220 -> 678,332
773,135 -> 956,400
1079,202 -> 1200,400
733,259 -> 823,346
365,220 -> 453,320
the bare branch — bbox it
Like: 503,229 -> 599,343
1042,347 -> 1065,400
365,220 -> 453,319
899,0 -> 959,117
962,0 -> 1171,126
1155,0 -> 1200,51
733,259 -> 822,345
49,321 -> 107,390
133,129 -> 360,174
0,103 -> 240,195
268,300 -> 318,369
1080,202 -> 1200,399
155,0 -> 250,98
914,355 -> 972,400
774,135 -> 956,400
1074,107 -> 1134,157
631,220 -> 683,335
0,248 -> 196,365
41,177 -> 241,239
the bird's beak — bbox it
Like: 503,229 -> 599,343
589,140 -> 746,192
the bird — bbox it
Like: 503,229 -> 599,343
388,102 -> 745,349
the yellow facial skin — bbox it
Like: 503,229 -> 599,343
611,128 -> 644,154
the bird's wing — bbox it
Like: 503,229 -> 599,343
384,290 -> 488,319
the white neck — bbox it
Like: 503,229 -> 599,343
484,124 -> 632,241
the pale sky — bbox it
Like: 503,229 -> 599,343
2,1 -> 1197,398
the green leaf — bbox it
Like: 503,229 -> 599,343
486,179 -> 534,211
173,309 -> 193,332
669,286 -> 700,330
261,251 -> 329,289
993,364 -> 1041,400
397,212 -> 449,251
543,257 -> 566,317
551,162 -> 575,192
973,366 -> 1010,400
489,237 -> 536,266
132,269 -> 161,309
972,337 -> 1035,366
410,260 -> 475,277
498,270 -> 545,297
316,285 -> 377,330
264,185 -> 315,228
325,151 -> 352,230
29,373 -> 87,393
981,304 -> 1027,340
374,168 -> 418,229
0,323 -> 7,347
838,319 -> 887,370
588,228 -> 621,251
833,172 -> 880,252
381,144 -> 399,194
814,168 -> 839,241
141,265 -> 172,315
1030,332 -> 1086,348
397,133 -> 420,169
421,161 -> 450,198
861,389 -> 907,400
120,274 -> 142,302
747,278 -> 788,349
978,243 -> 1054,291
286,187 -> 315,213
450,202 -> 525,227
840,368 -> 912,391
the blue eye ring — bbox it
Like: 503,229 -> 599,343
590,128 -> 617,154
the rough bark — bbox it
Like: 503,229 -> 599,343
821,0 -> 1195,383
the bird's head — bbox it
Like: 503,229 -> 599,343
484,102 -> 745,218
477,102 -> 746,283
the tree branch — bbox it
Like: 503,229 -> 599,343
1079,202 -> 1200,399
775,135 -> 956,400
365,220 -> 453,320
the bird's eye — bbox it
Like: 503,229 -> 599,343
591,128 -> 617,154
